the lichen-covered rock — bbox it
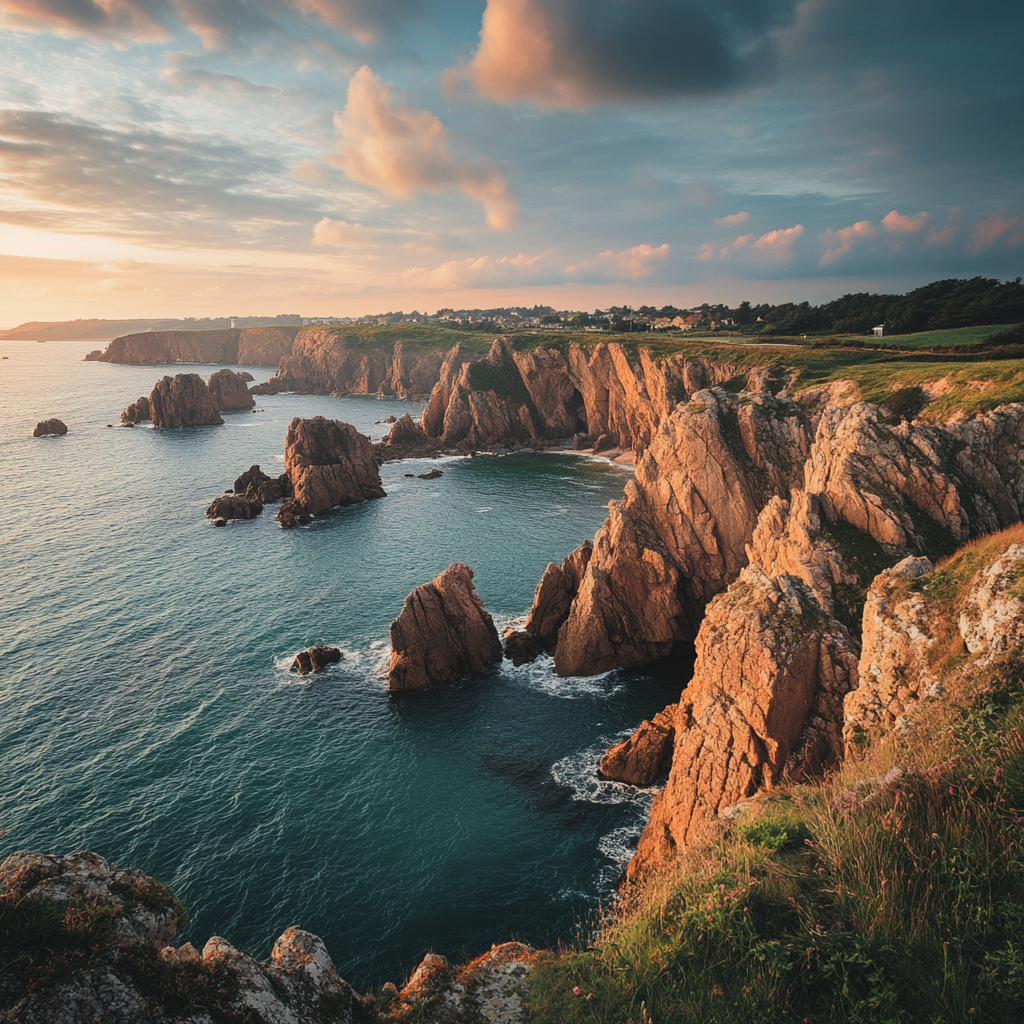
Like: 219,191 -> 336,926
284,416 -> 386,517
599,704 -> 678,786
206,494 -> 263,520
388,563 -> 502,691
384,943 -> 534,1024
959,542 -> 1024,660
148,373 -> 223,428
503,540 -> 592,666
630,566 -> 859,878
32,418 -> 68,437
206,368 -> 255,410
120,395 -> 150,426
292,646 -> 343,674
0,850 -> 366,1024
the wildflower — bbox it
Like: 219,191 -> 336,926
587,993 -> 596,1001
573,986 -> 582,996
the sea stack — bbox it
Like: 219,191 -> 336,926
278,416 -> 385,526
207,368 -> 255,410
32,418 -> 68,437
388,563 -> 502,692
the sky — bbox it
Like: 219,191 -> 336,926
1,0 -> 1022,324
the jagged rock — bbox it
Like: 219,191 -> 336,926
238,371 -> 255,382
206,494 -> 263,520
599,704 -> 678,786
388,563 -> 502,691
384,412 -> 431,449
121,395 -> 151,425
284,416 -> 386,518
277,499 -> 313,529
387,944 -> 534,1024
206,368 -> 255,410
386,415 -> 397,423
417,468 -> 443,480
233,464 -> 291,502
959,542 -> 1024,659
148,373 -> 223,428
554,389 -> 809,676
0,850 -> 366,1023
503,541 -> 592,666
32,418 -> 67,437
85,349 -> 102,360
592,432 -> 615,453
292,646 -> 343,674
630,566 -> 859,878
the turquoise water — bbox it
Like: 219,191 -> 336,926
0,340 -> 690,989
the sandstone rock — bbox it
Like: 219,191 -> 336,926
94,328 -> 239,364
284,416 -> 386,518
233,464 -> 291,502
504,540 -> 592,666
277,499 -> 313,529
388,563 -> 502,691
238,371 -> 255,381
554,388 -> 809,676
599,704 -> 678,786
292,646 -> 343,674
121,395 -> 151,425
592,432 -> 615,453
207,367 -> 255,410
32,418 -> 67,436
206,494 -> 263,520
630,566 -> 859,878
85,349 -> 102,360
149,373 -> 223,428
384,412 -> 431,449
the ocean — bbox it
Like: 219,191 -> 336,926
0,339 -> 691,989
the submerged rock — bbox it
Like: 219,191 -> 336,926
277,499 -> 313,529
417,468 -> 443,480
292,646 -> 343,675
32,418 -> 68,437
388,563 -> 502,692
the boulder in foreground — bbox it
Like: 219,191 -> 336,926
32,418 -> 67,437
388,563 -> 502,691
284,416 -> 385,517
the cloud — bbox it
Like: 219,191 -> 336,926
882,209 -> 930,234
403,250 -> 553,290
719,232 -> 754,257
329,65 -> 517,230
716,210 -> 750,225
970,210 -> 1024,253
448,0 -> 799,110
564,243 -> 670,282
753,223 -> 803,253
0,0 -> 422,48
927,208 -> 961,246
818,220 -> 875,265
312,216 -> 397,247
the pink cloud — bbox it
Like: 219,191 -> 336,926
882,209 -> 930,234
329,65 -> 517,230
818,220 -> 876,265
753,224 -> 804,256
564,242 -> 670,282
927,207 -> 961,246
696,243 -> 715,262
312,217 -> 393,247
716,211 -> 750,226
403,250 -> 553,290
970,210 -> 1024,253
719,232 -> 754,257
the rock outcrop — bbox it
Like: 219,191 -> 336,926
233,463 -> 291,502
206,367 -> 254,409
503,540 -> 592,666
277,499 -> 314,529
142,373 -> 223,428
32,418 -> 67,436
382,412 -> 432,452
120,395 -> 151,425
388,563 -> 503,692
629,566 -> 859,878
553,388 -> 810,676
96,328 -> 239,364
380,943 -> 534,1024
0,850 -> 365,1024
282,416 -> 386,518
206,494 -> 263,520
292,646 -> 343,674
599,704 -> 678,786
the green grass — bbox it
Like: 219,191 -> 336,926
867,325 -> 1016,349
529,526 -> 1024,1024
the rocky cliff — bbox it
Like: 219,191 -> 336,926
94,327 -> 299,366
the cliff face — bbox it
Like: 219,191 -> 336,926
97,329 -> 239,364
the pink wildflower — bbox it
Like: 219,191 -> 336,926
572,986 -> 582,996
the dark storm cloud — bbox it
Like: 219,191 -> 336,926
451,0 -> 801,109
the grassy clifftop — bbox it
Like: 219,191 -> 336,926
528,525 -> 1024,1024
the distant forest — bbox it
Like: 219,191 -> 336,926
753,276 -> 1024,336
